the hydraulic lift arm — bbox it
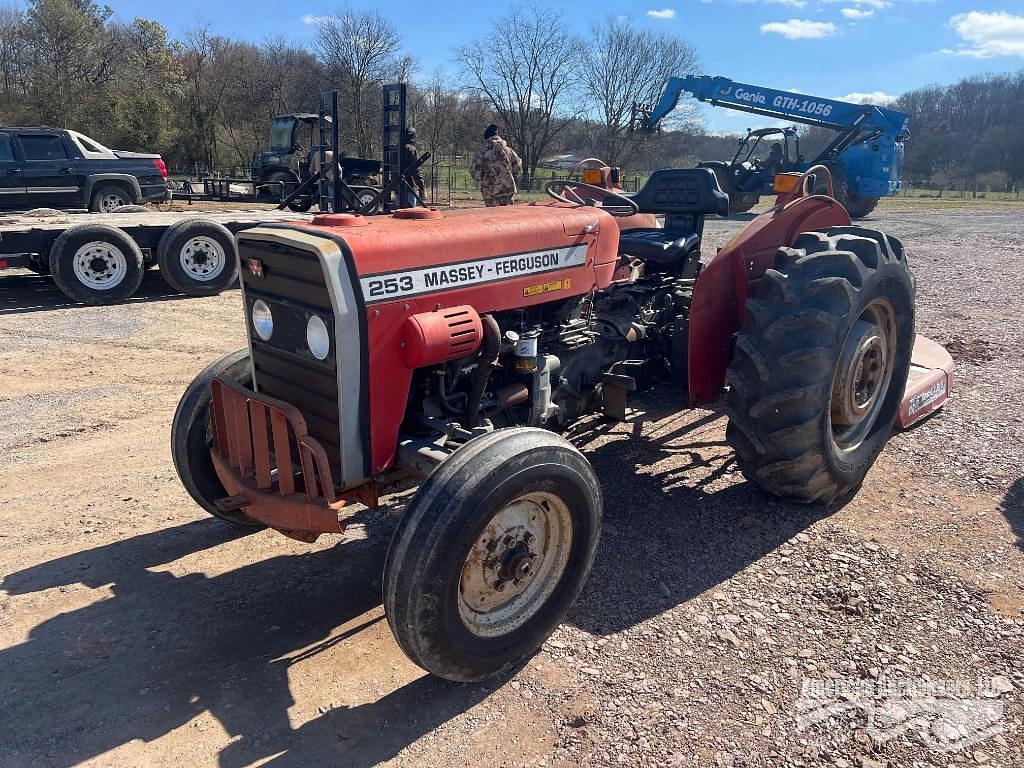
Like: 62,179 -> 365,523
637,75 -> 910,148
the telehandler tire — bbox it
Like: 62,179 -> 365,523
171,349 -> 265,527
384,427 -> 602,682
725,227 -> 915,504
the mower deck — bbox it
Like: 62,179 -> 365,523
898,334 -> 953,428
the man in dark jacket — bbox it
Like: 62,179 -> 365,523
403,127 -> 426,207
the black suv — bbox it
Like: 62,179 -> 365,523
0,126 -> 170,212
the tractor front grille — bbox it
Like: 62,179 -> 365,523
238,238 -> 343,480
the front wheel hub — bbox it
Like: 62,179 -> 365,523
458,492 -> 573,638
830,299 -> 897,450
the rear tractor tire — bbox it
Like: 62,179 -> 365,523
171,349 -> 264,527
384,428 -> 602,682
725,227 -> 915,504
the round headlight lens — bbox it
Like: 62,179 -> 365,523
251,299 -> 273,340
306,315 -> 330,360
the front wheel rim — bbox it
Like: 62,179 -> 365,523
829,298 -> 897,451
458,491 -> 574,638
179,236 -> 226,281
71,240 -> 128,289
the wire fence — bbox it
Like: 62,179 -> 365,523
899,180 -> 1022,201
165,155 -> 647,208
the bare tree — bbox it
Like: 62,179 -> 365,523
456,5 -> 580,186
578,18 -> 699,168
314,9 -> 411,157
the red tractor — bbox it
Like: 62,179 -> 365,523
171,164 -> 950,682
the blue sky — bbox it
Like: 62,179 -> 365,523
98,0 -> 1024,133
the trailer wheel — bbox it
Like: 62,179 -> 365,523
725,228 -> 915,504
384,428 -> 602,682
287,196 -> 313,213
89,185 -> 133,213
157,219 -> 238,296
171,349 -> 264,527
49,223 -> 144,305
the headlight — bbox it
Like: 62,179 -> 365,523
252,299 -> 273,340
306,315 -> 330,360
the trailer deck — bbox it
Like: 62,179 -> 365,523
0,208 -> 314,305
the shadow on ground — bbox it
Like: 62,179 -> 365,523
0,391 -> 833,766
1001,476 -> 1024,553
0,269 -> 222,315
0,511 -> 488,767
567,391 -> 833,635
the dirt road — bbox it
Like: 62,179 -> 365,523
1,200 -> 1022,767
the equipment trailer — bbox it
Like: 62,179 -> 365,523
172,163 -> 952,682
0,209 -> 311,305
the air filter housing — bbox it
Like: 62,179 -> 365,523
403,305 -> 483,368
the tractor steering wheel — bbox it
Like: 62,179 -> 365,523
544,180 -> 639,217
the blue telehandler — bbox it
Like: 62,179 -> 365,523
636,75 -> 911,217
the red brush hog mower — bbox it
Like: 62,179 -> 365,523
171,163 -> 950,681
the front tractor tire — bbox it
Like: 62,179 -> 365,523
725,228 -> 915,505
171,349 -> 265,527
384,428 -> 602,682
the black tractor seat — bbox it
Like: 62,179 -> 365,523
618,167 -> 729,267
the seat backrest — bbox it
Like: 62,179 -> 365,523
630,167 -> 730,219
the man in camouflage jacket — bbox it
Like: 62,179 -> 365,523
470,124 -> 523,206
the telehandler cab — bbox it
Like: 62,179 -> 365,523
172,163 -> 950,681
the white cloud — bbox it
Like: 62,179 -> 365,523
760,19 -> 837,39
646,8 -> 677,19
766,0 -> 807,7
839,90 -> 896,104
822,0 -> 891,7
301,13 -> 329,25
946,11 -> 1024,58
841,8 -> 874,20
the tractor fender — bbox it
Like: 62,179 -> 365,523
686,194 -> 852,406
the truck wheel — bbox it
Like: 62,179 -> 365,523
725,227 -> 915,504
384,427 -> 602,682
171,349 -> 264,527
49,223 -> 144,305
157,219 -> 238,296
89,185 -> 133,213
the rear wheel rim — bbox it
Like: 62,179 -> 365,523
829,298 -> 897,451
100,193 -> 126,212
179,236 -> 226,281
71,241 -> 128,289
458,491 -> 574,638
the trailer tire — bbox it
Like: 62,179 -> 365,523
89,185 -> 134,213
49,223 -> 144,305
725,228 -> 915,504
287,196 -> 313,213
157,219 -> 238,296
384,427 -> 602,682
171,349 -> 264,527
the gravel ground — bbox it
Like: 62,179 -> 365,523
0,199 -> 1021,767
